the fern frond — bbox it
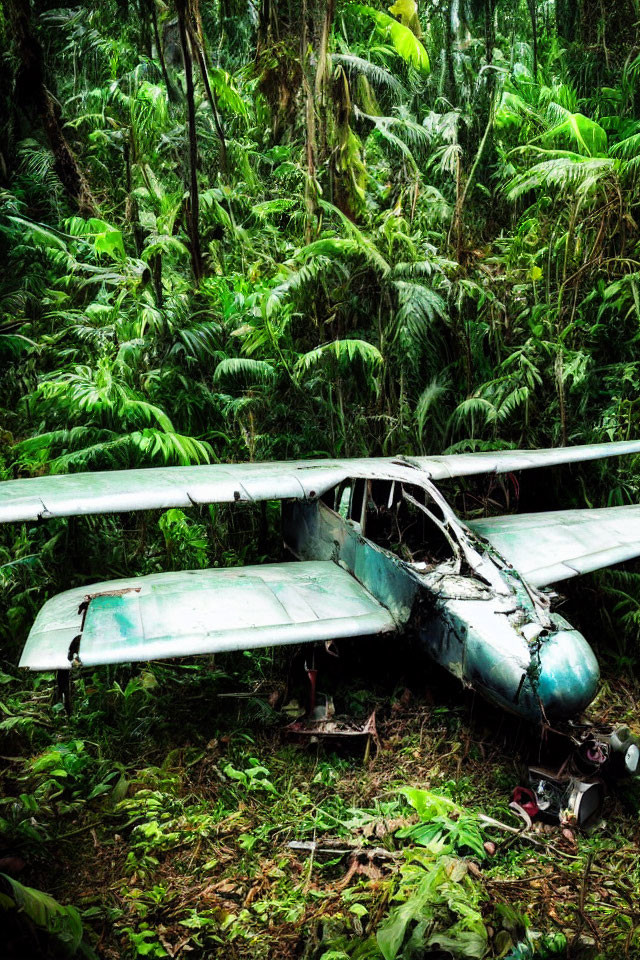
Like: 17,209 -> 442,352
392,281 -> 447,336
496,385 -> 530,423
611,133 -> 640,160
318,200 -> 391,275
266,254 -> 345,318
415,379 -> 447,437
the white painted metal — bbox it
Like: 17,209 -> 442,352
2,440 -> 640,524
19,561 -> 396,671
470,504 -> 640,586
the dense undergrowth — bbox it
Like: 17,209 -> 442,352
2,648 -> 640,959
1,0 -> 640,957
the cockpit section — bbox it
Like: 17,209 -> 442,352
321,477 -> 457,570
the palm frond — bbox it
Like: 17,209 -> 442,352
213,358 -> 277,385
295,339 -> 383,375
332,54 -> 405,98
391,281 -> 447,338
507,154 -> 615,200
415,378 -> 447,438
448,397 -> 498,436
611,132 -> 640,160
266,253 -> 347,318
318,200 -> 391,275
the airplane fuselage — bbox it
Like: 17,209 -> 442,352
283,474 -> 600,723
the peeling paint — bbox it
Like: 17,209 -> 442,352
19,562 -> 396,671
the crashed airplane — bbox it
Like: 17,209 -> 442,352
3,440 -> 640,724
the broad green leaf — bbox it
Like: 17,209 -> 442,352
427,930 -> 488,958
94,229 -> 125,259
542,113 -> 608,156
7,216 -> 68,251
0,873 -> 84,953
142,235 -> 189,260
388,0 -> 421,35
349,903 -> 368,917
377,909 -> 410,960
399,786 -> 458,819
353,5 -> 430,73
209,66 -> 246,116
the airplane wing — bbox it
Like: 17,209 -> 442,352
19,561 -> 397,671
413,438 -> 640,479
469,505 -> 640,587
0,462 -> 348,523
2,439 -> 640,523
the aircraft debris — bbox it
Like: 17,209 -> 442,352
4,440 -> 640,730
285,701 -> 378,757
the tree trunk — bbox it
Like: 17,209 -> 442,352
443,0 -> 458,105
6,0 -> 96,215
256,0 -> 300,141
187,1 -> 229,176
313,0 -> 335,168
194,47 -> 228,175
256,0 -> 334,147
176,0 -> 204,284
483,0 -> 496,78
300,0 -> 317,233
556,0 -> 578,41
528,0 -> 538,80
149,0 -> 179,102
256,0 -> 351,219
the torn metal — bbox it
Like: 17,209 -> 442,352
285,704 -> 378,748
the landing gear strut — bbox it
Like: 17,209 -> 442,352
54,670 -> 72,715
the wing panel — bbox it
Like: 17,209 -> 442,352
469,504 -> 640,586
412,438 -> 640,479
0,463 -> 348,523
4,441 -> 640,524
19,561 -> 396,671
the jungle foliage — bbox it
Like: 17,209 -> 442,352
1,0 -> 640,957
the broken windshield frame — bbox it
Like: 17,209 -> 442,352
322,476 -> 460,571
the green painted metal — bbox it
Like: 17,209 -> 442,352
19,562 -> 396,671
283,500 -> 419,624
2,439 -> 640,523
285,498 -> 600,722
